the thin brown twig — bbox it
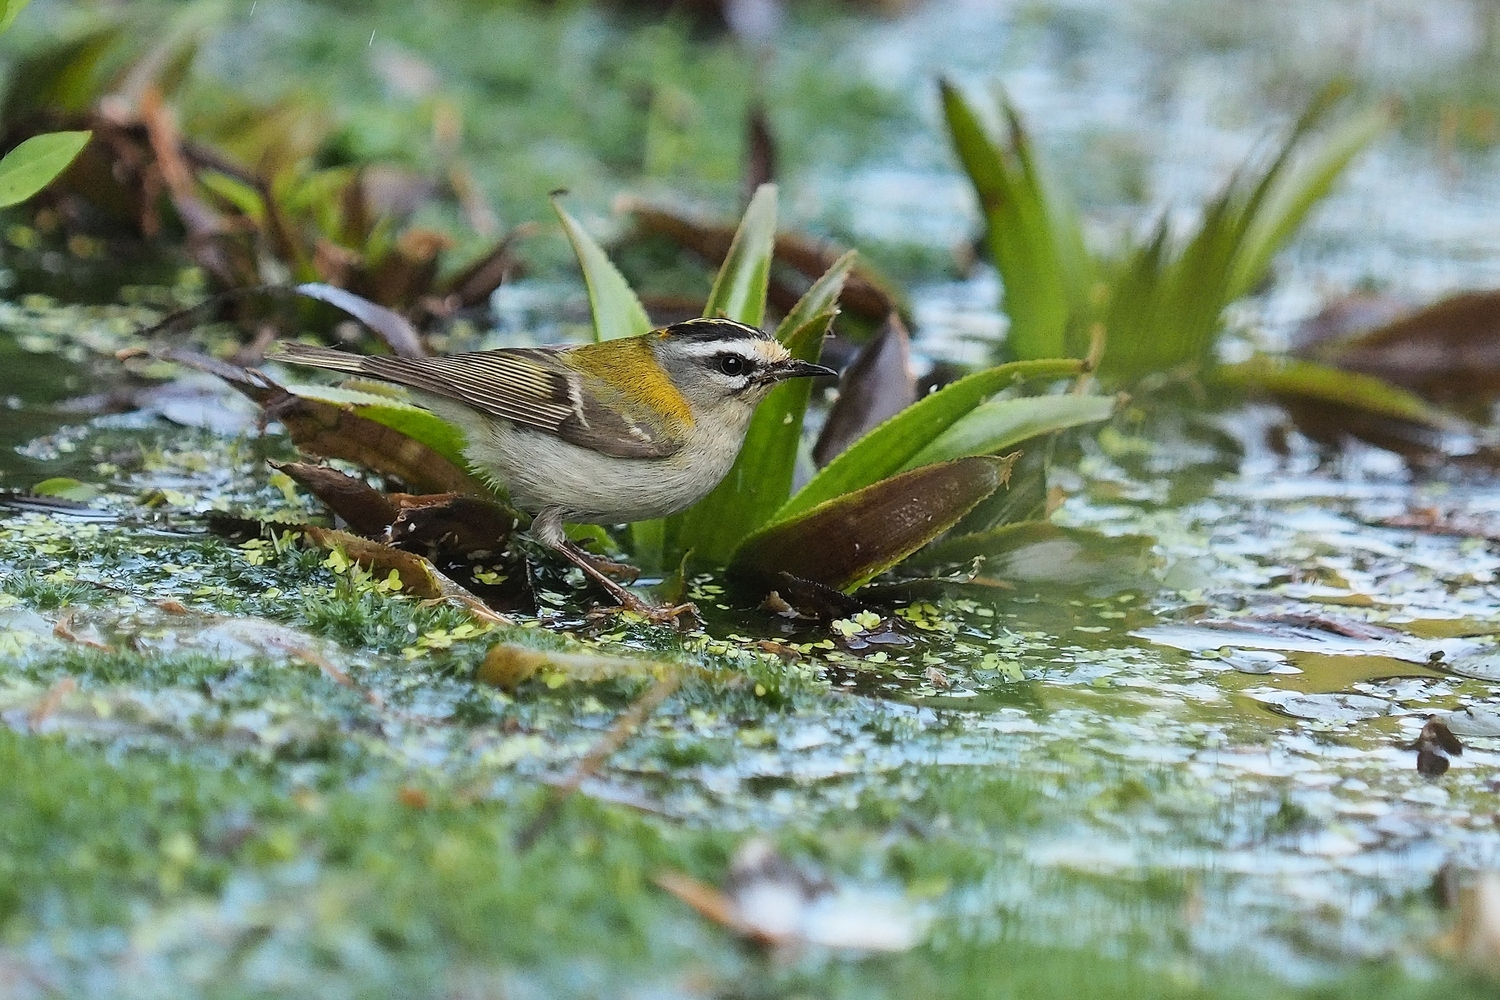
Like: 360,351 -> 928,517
515,671 -> 681,851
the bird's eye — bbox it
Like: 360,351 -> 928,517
716,354 -> 749,377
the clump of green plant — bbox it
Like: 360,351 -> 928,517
941,81 -> 1388,385
240,185 -> 1116,604
504,184 -> 1124,593
941,81 -> 1491,455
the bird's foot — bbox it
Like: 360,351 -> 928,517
553,539 -> 696,625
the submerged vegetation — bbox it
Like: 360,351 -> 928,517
6,1 -> 1500,997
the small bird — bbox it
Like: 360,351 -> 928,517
274,318 -> 835,619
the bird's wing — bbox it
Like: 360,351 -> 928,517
273,343 -> 684,459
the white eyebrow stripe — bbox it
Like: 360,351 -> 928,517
677,341 -> 763,358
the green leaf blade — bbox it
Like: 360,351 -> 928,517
778,357 -> 1083,520
1228,103 -> 1389,303
900,393 -> 1116,470
552,195 -> 652,343
0,0 -> 32,35
0,131 -> 89,208
1216,356 -> 1461,430
941,81 -> 1093,361
702,183 -> 778,327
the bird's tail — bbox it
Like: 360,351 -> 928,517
270,343 -> 374,376
269,342 -> 463,401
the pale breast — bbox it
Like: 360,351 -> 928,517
417,390 -> 752,524
473,422 -> 738,522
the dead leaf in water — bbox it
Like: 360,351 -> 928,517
476,644 -> 679,691
1217,356 -> 1485,463
731,456 -> 1012,593
273,461 -> 398,534
1306,289 -> 1500,401
383,493 -> 520,561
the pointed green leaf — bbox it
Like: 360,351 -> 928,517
1092,88 -> 1383,385
1216,356 -> 1462,430
668,252 -> 855,565
1228,103 -> 1389,302
31,476 -> 101,503
777,248 -> 857,341
629,517 -> 666,574
703,183 -> 777,327
0,131 -> 89,208
552,195 -> 652,342
731,456 -> 1014,593
777,357 -> 1083,520
900,393 -> 1115,470
941,81 -> 1093,360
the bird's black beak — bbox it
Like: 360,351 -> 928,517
760,358 -> 838,384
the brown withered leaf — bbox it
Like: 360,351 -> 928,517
258,385 -> 475,496
1306,289 -> 1500,401
273,460 -> 398,535
384,493 -> 519,559
275,463 -> 518,584
813,313 -> 916,467
267,389 -> 481,495
744,103 -> 777,206
731,455 -> 1013,593
1275,397 -> 1481,464
298,525 -> 511,626
1292,292 -> 1413,352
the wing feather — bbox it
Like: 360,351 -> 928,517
274,343 -> 682,458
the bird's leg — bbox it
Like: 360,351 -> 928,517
575,549 -> 640,584
531,508 -> 696,624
